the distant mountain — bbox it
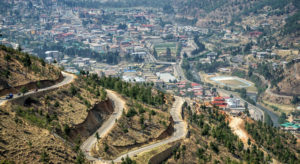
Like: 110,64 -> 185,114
173,0 -> 299,32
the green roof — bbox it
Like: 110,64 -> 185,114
281,122 -> 300,128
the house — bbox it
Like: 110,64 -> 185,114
257,52 -> 268,59
226,98 -> 241,108
211,97 -> 227,109
231,55 -> 244,64
280,122 -> 300,132
207,52 -> 217,60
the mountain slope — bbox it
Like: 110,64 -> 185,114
0,45 -> 61,95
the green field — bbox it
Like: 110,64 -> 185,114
154,42 -> 176,48
154,42 -> 177,56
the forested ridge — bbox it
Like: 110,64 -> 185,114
80,71 -> 166,107
176,104 -> 288,163
245,121 -> 299,163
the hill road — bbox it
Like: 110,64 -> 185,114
82,95 -> 187,163
0,71 -> 75,106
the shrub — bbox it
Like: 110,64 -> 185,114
63,124 -> 70,135
126,108 -> 137,117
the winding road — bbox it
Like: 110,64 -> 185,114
0,72 -> 75,106
0,70 -> 187,163
80,90 -> 125,161
82,95 -> 187,163
113,96 -> 186,162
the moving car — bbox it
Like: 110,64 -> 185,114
6,93 -> 13,99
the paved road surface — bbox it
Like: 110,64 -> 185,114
0,72 -> 75,106
80,90 -> 125,161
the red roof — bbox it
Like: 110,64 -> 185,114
191,83 -> 200,87
212,101 -> 226,104
249,31 -> 262,37
142,24 -> 154,28
214,96 -> 225,99
178,85 -> 185,88
194,92 -> 202,96
178,35 -> 187,38
176,81 -> 186,85
62,32 -> 73,37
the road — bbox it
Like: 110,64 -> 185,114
0,72 -> 75,106
80,90 -> 125,161
173,39 -> 196,82
84,96 -> 187,163
113,96 -> 186,162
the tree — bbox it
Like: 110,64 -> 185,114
4,54 -> 11,63
100,88 -> 107,100
278,112 -> 287,124
182,145 -> 186,163
166,47 -> 171,59
247,138 -> 251,146
238,141 -> 244,151
153,48 -> 158,59
121,155 -> 137,164
117,23 -> 127,30
40,150 -> 50,163
4,54 -> 11,71
63,124 -> 70,135
20,86 -> 28,95
104,143 -> 109,152
210,142 -> 219,154
183,52 -> 188,58
22,54 -> 31,67
95,132 -> 100,140
244,102 -> 248,109
37,81 -> 41,89
70,84 -> 77,96
291,96 -> 299,105
18,45 -> 22,52
75,151 -> 85,164
176,43 -> 182,58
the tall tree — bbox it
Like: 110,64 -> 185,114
153,48 -> 158,59
166,47 -> 171,58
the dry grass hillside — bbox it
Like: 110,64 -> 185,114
0,45 -> 61,95
273,62 -> 300,96
0,108 -> 77,163
92,96 -> 174,160
262,62 -> 300,107
0,76 -> 113,163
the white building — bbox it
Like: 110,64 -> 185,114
226,98 -> 241,108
